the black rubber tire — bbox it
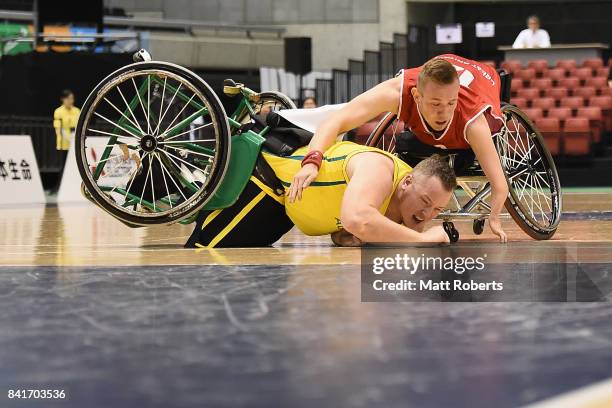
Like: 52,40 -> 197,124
75,61 -> 231,226
499,103 -> 562,240
365,112 -> 398,152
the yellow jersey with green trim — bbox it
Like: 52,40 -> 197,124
262,141 -> 412,236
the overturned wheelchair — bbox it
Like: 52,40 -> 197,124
365,101 -> 563,241
76,50 -> 297,227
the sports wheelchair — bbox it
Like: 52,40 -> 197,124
365,71 -> 562,241
76,50 -> 296,227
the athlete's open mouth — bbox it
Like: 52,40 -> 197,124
435,121 -> 447,127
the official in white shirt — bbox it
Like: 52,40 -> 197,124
512,15 -> 551,49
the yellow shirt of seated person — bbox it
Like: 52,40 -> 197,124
262,141 -> 412,235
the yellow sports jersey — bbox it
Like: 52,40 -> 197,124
53,105 -> 80,150
262,141 -> 412,236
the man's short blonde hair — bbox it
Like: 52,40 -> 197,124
417,58 -> 459,91
413,154 -> 457,192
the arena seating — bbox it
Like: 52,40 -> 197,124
351,57 -> 610,160
507,57 -> 611,158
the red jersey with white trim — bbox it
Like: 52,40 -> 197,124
397,54 -> 504,150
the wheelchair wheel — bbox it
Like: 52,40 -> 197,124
365,112 -> 399,153
235,91 -> 297,125
75,61 -> 231,226
497,104 -> 562,240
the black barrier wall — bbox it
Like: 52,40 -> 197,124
0,52 -> 133,116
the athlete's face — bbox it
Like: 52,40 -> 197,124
398,174 -> 451,229
411,79 -> 460,131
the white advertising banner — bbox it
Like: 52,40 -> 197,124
436,24 -> 463,44
0,135 -> 45,205
58,136 -> 138,203
476,22 -> 495,38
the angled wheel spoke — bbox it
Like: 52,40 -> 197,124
86,127 -> 139,142
124,152 -> 148,202
93,111 -> 142,140
161,93 -> 198,137
116,84 -> 145,135
140,155 -> 153,206
155,152 -> 172,208
162,122 -> 213,143
160,148 -> 204,173
132,77 -> 151,135
154,77 -> 167,136
157,83 -> 182,135
158,154 -> 188,202
164,145 -> 214,160
104,96 -> 144,136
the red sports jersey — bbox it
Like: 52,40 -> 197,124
397,54 -> 504,150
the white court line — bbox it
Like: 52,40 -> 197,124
523,377 -> 612,408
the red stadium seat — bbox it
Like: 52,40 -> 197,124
585,77 -> 608,89
573,87 -> 597,100
531,78 -> 553,91
573,67 -> 594,84
500,60 -> 522,73
582,58 -> 604,70
548,106 -> 572,119
528,59 -> 549,76
588,96 -> 612,130
596,67 -> 610,79
563,117 -> 591,156
546,68 -> 567,85
556,59 -> 577,72
560,96 -> 585,111
601,87 -> 612,97
517,88 -> 540,100
535,117 -> 561,155
514,68 -> 537,85
532,97 -> 555,113
559,77 -> 580,90
512,97 -> 528,109
522,107 -> 544,120
510,78 -> 523,94
576,106 -> 603,143
545,87 -> 568,101
548,107 -> 573,129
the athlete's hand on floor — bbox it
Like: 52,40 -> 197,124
287,163 -> 319,203
421,225 -> 450,244
488,214 -> 508,243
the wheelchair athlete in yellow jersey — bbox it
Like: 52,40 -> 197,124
185,141 -> 456,248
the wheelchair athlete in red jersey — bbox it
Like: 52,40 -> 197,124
288,54 -> 509,243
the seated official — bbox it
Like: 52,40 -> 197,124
512,15 -> 551,49
185,142 -> 456,248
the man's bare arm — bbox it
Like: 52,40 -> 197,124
287,76 -> 403,203
466,113 -> 509,242
309,76 -> 402,154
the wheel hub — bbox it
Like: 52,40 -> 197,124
140,135 -> 158,152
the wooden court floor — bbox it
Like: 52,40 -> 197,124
1,191 -> 612,267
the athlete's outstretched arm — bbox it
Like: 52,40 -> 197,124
466,114 -> 509,243
287,75 -> 402,203
339,153 -> 449,244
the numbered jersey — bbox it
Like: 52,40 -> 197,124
397,54 -> 504,150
